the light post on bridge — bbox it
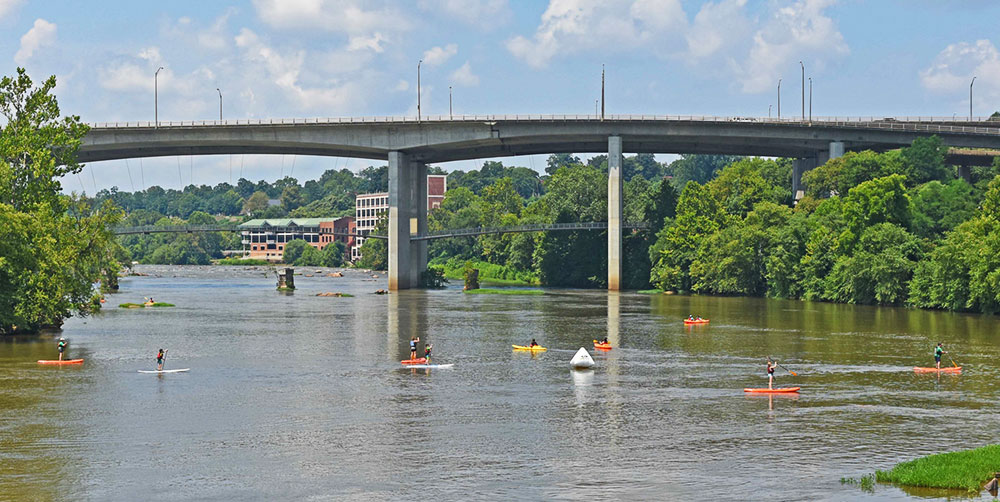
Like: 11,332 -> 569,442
417,59 -> 422,121
449,86 -> 453,120
154,66 -> 164,127
601,63 -> 605,121
800,61 -> 805,121
777,79 -> 782,119
216,88 -> 222,121
970,76 -> 977,121
808,77 -> 812,122
768,104 -> 772,119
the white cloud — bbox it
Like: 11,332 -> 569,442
14,18 -> 57,65
422,44 -> 458,66
0,0 -> 23,19
685,0 -> 749,60
734,0 -> 848,93
449,61 -> 479,86
394,79 -> 410,91
507,0 -> 687,69
417,0 -> 511,28
251,0 -> 408,35
920,39 -> 1000,104
347,33 -> 386,53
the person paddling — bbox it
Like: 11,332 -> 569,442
766,359 -> 778,390
529,338 -> 539,347
424,343 -> 433,364
57,337 -> 67,361
934,342 -> 947,369
409,337 -> 420,360
156,349 -> 167,371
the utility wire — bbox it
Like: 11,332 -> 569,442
125,159 -> 135,191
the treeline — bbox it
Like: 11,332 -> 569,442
650,136 -> 1000,314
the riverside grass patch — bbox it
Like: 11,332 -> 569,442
875,444 -> 1000,492
463,288 -> 544,296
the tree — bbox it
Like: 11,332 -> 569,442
650,181 -> 724,291
280,184 -> 304,211
242,191 -> 269,216
321,241 -> 345,267
668,154 -> 742,188
839,174 -> 911,252
825,223 -> 922,305
0,69 -> 122,334
901,135 -> 950,186
357,216 -> 388,270
545,153 -> 581,175
282,239 -> 309,265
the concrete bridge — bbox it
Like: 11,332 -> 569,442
81,114 -> 1000,290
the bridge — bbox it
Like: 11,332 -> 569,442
112,221 -> 648,241
82,114 -> 1000,290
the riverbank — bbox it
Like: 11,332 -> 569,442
433,258 -> 538,286
875,444 -> 1000,492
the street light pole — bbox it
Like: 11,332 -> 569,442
777,79 -> 782,119
800,61 -> 804,121
970,76 -> 977,121
417,59 -> 422,121
449,86 -> 453,119
808,77 -> 812,122
155,66 -> 164,127
600,63 -> 605,121
216,88 -> 223,121
769,104 -> 772,119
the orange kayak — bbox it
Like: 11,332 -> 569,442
683,319 -> 709,325
401,358 -> 428,365
38,359 -> 84,365
913,366 -> 961,373
744,387 -> 800,393
593,340 -> 612,350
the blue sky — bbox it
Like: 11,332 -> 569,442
2,0 -> 998,193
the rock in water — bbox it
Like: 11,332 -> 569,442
570,348 -> 594,369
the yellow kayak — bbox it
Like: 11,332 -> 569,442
512,344 -> 547,352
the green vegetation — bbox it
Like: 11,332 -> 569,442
216,257 -> 271,266
282,239 -> 345,267
463,288 -> 545,295
637,289 -> 664,294
840,474 -> 875,493
419,266 -> 449,288
875,444 -> 1000,492
0,69 -> 124,334
436,258 -> 537,286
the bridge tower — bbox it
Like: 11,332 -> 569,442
608,136 -> 623,291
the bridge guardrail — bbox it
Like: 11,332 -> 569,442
87,115 -> 1000,136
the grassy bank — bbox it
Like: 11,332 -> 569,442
875,444 -> 1000,492
464,288 -> 544,295
433,258 -> 539,286
637,289 -> 663,294
215,257 -> 272,266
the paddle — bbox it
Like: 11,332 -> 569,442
768,356 -> 798,377
949,355 -> 959,368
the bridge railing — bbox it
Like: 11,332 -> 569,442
87,114 -> 1000,133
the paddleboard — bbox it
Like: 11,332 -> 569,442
402,364 -> 454,369
138,368 -> 190,374
744,387 -> 800,393
37,359 -> 84,365
401,358 -> 428,365
512,345 -> 547,352
913,366 -> 961,373
570,347 -> 594,369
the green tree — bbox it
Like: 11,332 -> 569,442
825,223 -> 922,305
280,184 -> 305,211
282,239 -> 309,265
649,181 -> 724,291
242,191 -> 269,216
357,216 -> 388,270
668,154 -> 742,188
901,135 -> 950,185
321,241 -> 346,267
545,153 -> 581,175
839,174 -> 911,252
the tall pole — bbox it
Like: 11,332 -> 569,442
799,61 -> 804,121
417,59 -> 422,121
595,100 -> 598,115
155,66 -> 164,127
769,104 -> 772,119
601,63 -> 605,121
449,86 -> 453,120
970,76 -> 977,120
216,88 -> 223,121
808,78 -> 812,122
777,79 -> 781,119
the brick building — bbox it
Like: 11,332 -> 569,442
240,217 -> 354,262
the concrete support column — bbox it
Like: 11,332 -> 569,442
388,151 -> 413,290
958,164 -> 971,183
792,157 -> 816,200
607,136 -> 623,291
409,162 -> 428,287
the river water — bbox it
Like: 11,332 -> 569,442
2,265 -> 999,501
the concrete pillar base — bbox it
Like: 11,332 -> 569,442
388,151 -> 427,290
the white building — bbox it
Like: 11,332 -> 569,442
353,174 -> 447,262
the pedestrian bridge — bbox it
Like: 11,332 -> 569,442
83,114 -> 1000,290
112,221 -> 649,241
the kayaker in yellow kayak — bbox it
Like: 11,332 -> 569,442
766,359 -> 778,390
57,337 -> 67,361
934,343 -> 947,369
529,338 -> 539,347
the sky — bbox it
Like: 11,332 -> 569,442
2,0 -> 999,194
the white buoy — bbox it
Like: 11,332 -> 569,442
570,347 -> 594,369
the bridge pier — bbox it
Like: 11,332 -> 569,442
388,152 -> 427,290
608,136 -> 623,291
793,141 -> 845,200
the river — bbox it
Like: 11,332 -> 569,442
2,265 -> 998,501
